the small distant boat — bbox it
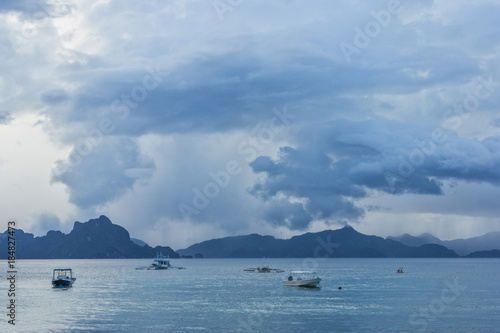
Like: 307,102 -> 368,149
244,266 -> 284,273
136,253 -> 185,270
52,269 -> 76,288
283,271 -> 321,287
396,267 -> 404,273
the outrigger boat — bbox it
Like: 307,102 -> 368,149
283,271 -> 321,287
136,253 -> 185,270
52,269 -> 76,288
244,266 -> 284,273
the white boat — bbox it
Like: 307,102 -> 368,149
136,253 -> 185,270
283,271 -> 321,287
52,269 -> 76,288
151,255 -> 173,269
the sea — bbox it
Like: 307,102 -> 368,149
1,258 -> 499,332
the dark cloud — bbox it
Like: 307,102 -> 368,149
0,0 -> 47,13
0,111 -> 13,124
52,137 -> 155,209
491,118 -> 500,128
31,212 -> 62,236
0,0 -> 72,16
261,198 -> 313,230
250,118 -> 500,230
41,89 -> 69,105
43,43 -> 480,144
45,53 -> 342,137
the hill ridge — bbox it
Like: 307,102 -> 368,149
0,215 -> 179,259
177,225 -> 459,258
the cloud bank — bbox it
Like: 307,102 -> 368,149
250,118 -> 500,230
1,0 -> 500,247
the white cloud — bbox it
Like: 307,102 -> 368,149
0,115 -> 73,229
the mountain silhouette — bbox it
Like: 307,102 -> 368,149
388,231 -> 500,256
0,215 -> 178,259
3,217 -> 498,259
177,225 -> 459,258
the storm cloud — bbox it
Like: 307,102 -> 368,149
52,137 -> 155,209
1,0 -> 500,248
250,119 -> 500,230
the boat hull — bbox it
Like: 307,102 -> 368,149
52,278 -> 75,288
135,253 -> 186,270
136,265 -> 186,270
244,267 -> 284,273
283,278 -> 321,288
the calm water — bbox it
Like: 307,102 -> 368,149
1,258 -> 499,332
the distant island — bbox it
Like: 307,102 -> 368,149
177,226 -> 462,258
1,215 -> 499,259
387,231 -> 500,256
0,216 -> 179,259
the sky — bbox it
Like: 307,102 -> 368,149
1,0 -> 500,249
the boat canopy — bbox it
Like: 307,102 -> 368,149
53,268 -> 73,276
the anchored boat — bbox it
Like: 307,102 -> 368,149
52,269 -> 76,288
244,266 -> 284,273
283,271 -> 321,287
136,253 -> 185,270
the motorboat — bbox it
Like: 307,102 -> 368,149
136,253 -> 185,270
244,266 -> 284,273
52,269 -> 76,288
283,271 -> 321,287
